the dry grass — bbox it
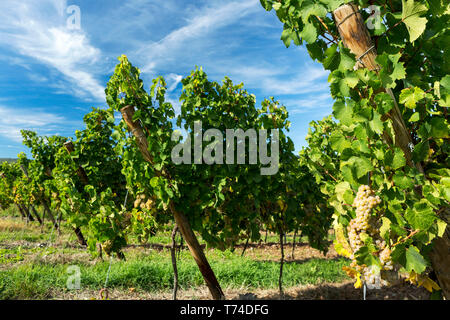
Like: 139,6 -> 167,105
0,218 -> 29,232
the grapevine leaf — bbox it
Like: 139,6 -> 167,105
408,112 -> 420,122
402,0 -> 428,42
405,245 -> 428,273
355,246 -> 380,268
330,132 -> 351,153
429,117 -> 449,138
375,92 -> 395,114
301,23 -> 318,43
338,46 -> 356,72
323,44 -> 340,71
281,28 -> 293,48
405,200 -> 436,230
393,172 -> 414,189
380,217 -> 391,241
332,100 -> 353,126
347,156 -> 373,179
399,87 -> 425,109
412,139 -> 430,163
260,0 -> 272,11
392,149 -> 407,170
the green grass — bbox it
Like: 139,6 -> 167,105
0,249 -> 348,299
0,210 -> 347,300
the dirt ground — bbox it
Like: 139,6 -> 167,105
51,280 -> 430,301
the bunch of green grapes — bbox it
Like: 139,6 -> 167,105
133,193 -> 155,212
347,185 -> 395,289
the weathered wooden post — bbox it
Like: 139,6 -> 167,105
333,3 -> 422,173
120,105 -> 225,300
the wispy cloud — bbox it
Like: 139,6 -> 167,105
0,0 -> 105,101
137,0 -> 260,73
0,105 -> 78,143
284,93 -> 333,115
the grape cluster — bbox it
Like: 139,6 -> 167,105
348,185 -> 381,252
133,193 -> 155,211
347,185 -> 393,289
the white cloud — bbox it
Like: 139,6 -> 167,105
223,63 -> 329,96
0,105 -> 77,143
284,93 -> 333,115
166,73 -> 183,92
137,0 -> 260,73
0,0 -> 105,101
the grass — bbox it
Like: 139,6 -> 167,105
0,209 -> 348,300
0,249 -> 348,299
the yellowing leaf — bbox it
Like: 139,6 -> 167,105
334,225 -> 352,257
355,273 -> 363,288
343,266 -> 358,278
406,270 -> 418,284
418,276 -> 441,292
334,241 -> 352,258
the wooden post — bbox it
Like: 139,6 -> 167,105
278,230 -> 285,298
120,105 -> 225,300
171,225 -> 179,300
30,205 -> 43,225
40,197 -> 59,230
15,203 -> 26,219
73,226 -> 87,246
241,235 -> 250,257
291,229 -> 298,260
22,205 -> 35,222
333,2 -> 448,299
333,3 -> 423,173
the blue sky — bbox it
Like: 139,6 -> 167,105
0,0 -> 333,158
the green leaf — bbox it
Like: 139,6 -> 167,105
330,132 -> 351,152
405,200 -> 437,230
335,181 -> 353,204
338,46 -> 356,72
376,53 -> 406,88
348,156 -> 373,179
332,100 -> 353,126
429,117 -> 449,138
323,44 -> 340,71
369,112 -> 384,134
402,0 -> 428,42
375,92 -> 395,114
281,28 -> 293,48
392,149 -> 407,170
343,71 -> 359,89
408,112 -> 420,122
393,172 -> 414,189
412,139 -> 430,163
399,87 -> 425,108
260,0 -> 273,11
301,23 -> 318,43
355,246 -> 380,268
300,1 -> 328,21
405,245 -> 428,273
437,219 -> 447,237
150,177 -> 159,188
